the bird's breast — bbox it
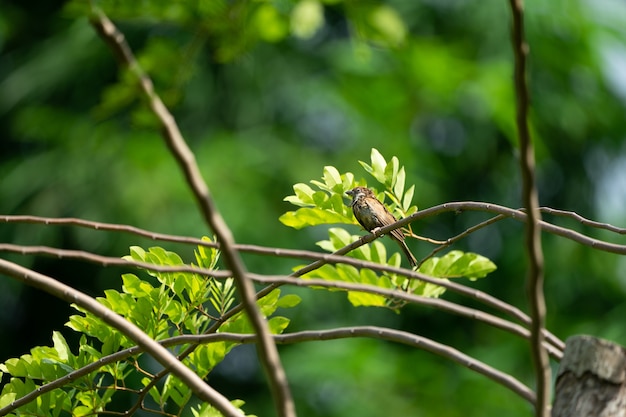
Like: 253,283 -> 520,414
353,200 -> 379,230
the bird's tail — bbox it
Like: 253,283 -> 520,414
397,240 -> 417,268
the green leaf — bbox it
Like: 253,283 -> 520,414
122,273 -> 153,298
284,183 -> 316,206
418,250 -> 497,280
369,240 -> 387,264
209,277 -> 236,315
279,207 -> 352,229
0,392 -> 16,408
402,185 -> 415,211
3,358 -> 27,376
328,227 -> 355,248
74,405 -> 92,417
364,148 -> 387,183
52,331 -> 70,362
322,165 -> 342,190
194,236 -> 220,270
276,294 -> 301,308
347,268 -> 389,306
268,316 -> 290,334
393,166 -> 406,199
163,298 -> 185,323
347,290 -> 387,307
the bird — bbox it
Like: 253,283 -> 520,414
346,186 -> 417,267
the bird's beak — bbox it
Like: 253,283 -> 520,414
346,189 -> 354,197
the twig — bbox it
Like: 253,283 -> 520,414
509,0 -> 550,415
415,214 -> 507,269
89,9 -> 294,417
539,207 -> 626,234
0,259 -> 243,417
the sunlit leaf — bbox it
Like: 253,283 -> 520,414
419,250 -> 496,280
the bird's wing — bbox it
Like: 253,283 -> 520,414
366,199 -> 406,242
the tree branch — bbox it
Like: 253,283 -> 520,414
89,9 -> 294,417
508,0 -> 551,415
5,201 -> 626,255
0,241 -> 565,356
0,259 -> 243,417
0,325 -> 536,415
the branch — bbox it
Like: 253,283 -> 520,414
0,241 -> 565,356
1,326 -> 535,415
5,201 -> 626,255
190,328 -> 537,404
247,273 -> 563,359
415,214 -> 508,268
509,0 -> 550,415
0,259 -> 243,417
539,207 -> 626,234
0,243 -> 233,277
89,9 -> 294,417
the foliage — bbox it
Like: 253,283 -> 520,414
0,238 -> 299,416
2,0 -> 626,416
282,148 -> 496,308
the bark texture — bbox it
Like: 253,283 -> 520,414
553,335 -> 626,417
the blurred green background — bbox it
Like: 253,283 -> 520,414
1,0 -> 626,415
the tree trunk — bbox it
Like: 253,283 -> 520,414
552,335 -> 626,417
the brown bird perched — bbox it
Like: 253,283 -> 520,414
346,186 -> 417,267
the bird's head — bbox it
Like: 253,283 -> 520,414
346,186 -> 374,202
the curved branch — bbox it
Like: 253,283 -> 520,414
247,274 -> 563,359
1,326 -> 535,415
90,9 -> 294,417
0,259 -> 242,417
4,202 -> 626,255
0,242 -> 565,353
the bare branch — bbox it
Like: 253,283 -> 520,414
5,201 -> 626,255
192,328 -> 537,405
89,9 -> 294,417
415,214 -> 508,268
0,241 -> 565,355
1,325 -> 535,415
539,207 -> 626,234
508,0 -> 551,414
247,273 -> 563,359
0,243 -> 232,277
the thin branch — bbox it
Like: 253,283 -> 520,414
415,214 -> 508,269
90,9 -> 294,417
0,325 -> 535,415
539,207 -> 626,234
0,241 -> 566,356
247,273 -> 563,359
185,328 -> 536,404
0,244 -> 232,278
4,201 -> 626,255
509,0 -> 550,415
418,203 -> 626,254
0,259 -> 243,417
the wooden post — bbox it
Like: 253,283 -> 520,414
553,335 -> 626,417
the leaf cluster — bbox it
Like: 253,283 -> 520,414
281,149 -> 496,309
0,238 -> 300,416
